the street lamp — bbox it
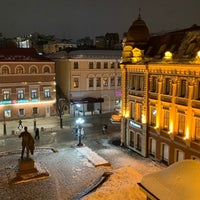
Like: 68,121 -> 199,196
76,118 -> 84,147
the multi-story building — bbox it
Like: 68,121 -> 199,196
120,14 -> 200,165
0,48 -> 56,122
50,50 -> 122,116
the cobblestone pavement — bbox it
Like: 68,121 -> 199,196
0,114 -> 164,200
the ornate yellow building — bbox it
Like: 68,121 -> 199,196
120,14 -> 200,165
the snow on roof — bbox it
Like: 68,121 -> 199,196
82,166 -> 146,200
139,159 -> 200,200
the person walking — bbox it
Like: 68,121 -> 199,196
18,126 -> 35,159
34,128 -> 40,140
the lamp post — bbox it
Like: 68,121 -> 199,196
3,116 -> 7,135
76,118 -> 84,147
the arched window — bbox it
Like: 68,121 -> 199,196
43,66 -> 50,73
16,66 -> 23,74
30,66 -> 37,74
2,66 -> 9,74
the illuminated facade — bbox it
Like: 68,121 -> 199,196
120,14 -> 200,164
50,50 -> 122,115
0,48 -> 56,121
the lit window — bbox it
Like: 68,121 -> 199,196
4,109 -> 11,118
3,90 -> 10,100
17,89 -> 24,99
163,109 -> 170,130
73,78 -> 79,88
2,66 -> 9,74
103,77 -> 108,87
150,107 -> 156,126
44,88 -> 51,98
194,118 -> 200,141
16,66 -> 23,74
178,113 -> 185,136
31,89 -> 38,99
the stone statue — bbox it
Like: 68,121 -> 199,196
18,126 -> 35,159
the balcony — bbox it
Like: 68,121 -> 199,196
149,92 -> 158,100
161,94 -> 172,103
175,97 -> 188,106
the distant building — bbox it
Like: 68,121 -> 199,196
49,50 -> 122,116
0,48 -> 56,121
120,13 -> 200,164
95,33 -> 121,49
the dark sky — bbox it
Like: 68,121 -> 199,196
0,0 -> 199,41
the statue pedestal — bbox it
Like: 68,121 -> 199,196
10,158 -> 49,184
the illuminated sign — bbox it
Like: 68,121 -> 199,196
129,120 -> 141,129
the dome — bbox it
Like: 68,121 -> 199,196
126,14 -> 150,43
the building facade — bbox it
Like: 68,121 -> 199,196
120,14 -> 200,165
0,48 -> 56,122
50,50 -> 122,116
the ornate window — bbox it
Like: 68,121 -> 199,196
89,77 -> 94,87
2,66 -> 9,74
3,90 -> 10,100
43,66 -> 50,73
73,78 -> 79,88
17,89 -> 24,99
16,66 -> 23,74
31,89 -> 38,99
178,113 -> 185,136
96,62 -> 101,69
96,77 -> 101,87
89,62 -> 93,69
44,88 -> 51,98
30,66 -> 37,74
74,62 -> 78,69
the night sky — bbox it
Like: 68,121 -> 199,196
0,0 -> 199,41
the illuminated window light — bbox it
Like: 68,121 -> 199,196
164,51 -> 173,60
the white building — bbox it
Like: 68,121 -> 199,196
50,50 -> 122,116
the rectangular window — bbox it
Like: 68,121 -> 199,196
103,77 -> 108,87
195,118 -> 200,140
31,89 -> 38,99
136,134 -> 142,151
44,88 -> 51,98
135,103 -> 142,122
96,77 -> 101,87
89,62 -> 93,69
178,113 -> 185,136
74,62 -> 78,69
104,62 -> 108,69
19,108 -> 25,116
17,89 -> 24,99
152,77 -> 157,92
180,80 -> 186,97
138,76 -> 144,90
165,78 -> 170,94
130,75 -> 135,90
110,77 -> 115,86
150,107 -> 156,126
33,107 -> 38,115
117,77 -> 121,86
96,62 -> 101,69
3,90 -> 10,100
149,138 -> 156,156
163,109 -> 170,130
89,78 -> 94,87
4,109 -> 11,118
111,62 -> 115,69
73,78 -> 79,88
130,131 -> 134,147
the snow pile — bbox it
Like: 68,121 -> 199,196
82,166 -> 146,200
140,159 -> 200,200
